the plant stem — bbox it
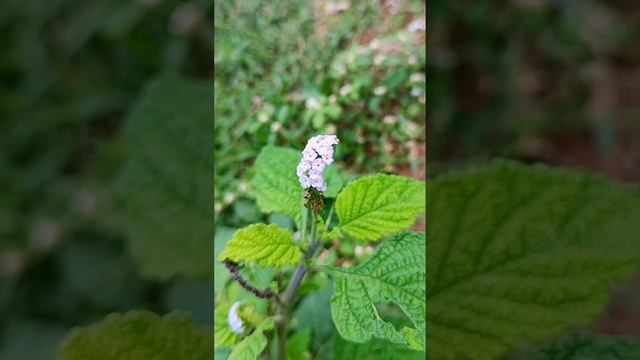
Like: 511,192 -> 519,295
276,213 -> 321,360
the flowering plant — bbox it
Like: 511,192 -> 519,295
214,136 -> 426,359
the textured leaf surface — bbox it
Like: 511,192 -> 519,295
214,302 -> 240,349
529,334 -> 640,359
335,174 -> 425,241
228,319 -> 273,360
57,311 -> 212,360
252,146 -> 343,224
219,224 -> 301,267
326,232 -> 425,348
427,161 -> 640,360
332,334 -> 425,360
122,76 -> 212,280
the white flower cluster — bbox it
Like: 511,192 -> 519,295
297,135 -> 339,192
227,301 -> 244,335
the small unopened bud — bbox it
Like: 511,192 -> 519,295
374,86 -> 386,96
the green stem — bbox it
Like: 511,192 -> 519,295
276,213 -> 321,360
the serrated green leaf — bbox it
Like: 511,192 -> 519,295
57,311 -> 212,360
215,303 -> 240,348
286,328 -> 311,360
427,160 -> 640,360
122,76 -> 212,280
529,334 -> 640,359
326,232 -> 425,348
252,146 -> 343,225
332,334 -> 425,360
335,174 -> 425,241
228,319 -> 274,360
219,224 -> 301,267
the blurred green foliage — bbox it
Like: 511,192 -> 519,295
214,0 -> 426,227
0,0 -> 211,358
429,0 -> 640,176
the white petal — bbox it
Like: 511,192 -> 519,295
228,302 -> 244,335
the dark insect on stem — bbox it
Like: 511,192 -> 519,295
223,259 -> 274,299
304,188 -> 324,214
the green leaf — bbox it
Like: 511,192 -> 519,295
335,174 -> 425,241
286,328 -> 311,360
332,334 -> 425,360
325,232 -> 425,348
219,224 -> 302,267
528,334 -> 640,359
215,303 -> 240,348
228,319 -> 274,360
122,76 -> 212,280
57,311 -> 212,360
427,160 -> 640,360
252,146 -> 343,224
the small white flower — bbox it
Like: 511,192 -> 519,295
326,123 -> 337,134
311,158 -> 326,171
227,302 -> 245,335
374,86 -> 387,96
408,55 -> 417,65
258,112 -> 269,123
354,245 -> 364,258
410,73 -> 425,83
328,95 -> 337,104
214,202 -> 223,213
407,18 -> 426,33
270,122 -> 282,133
383,115 -> 397,125
411,87 -> 422,97
369,39 -> 380,50
238,182 -> 248,193
297,135 -> 339,192
305,97 -> 321,110
419,93 -> 426,104
339,84 -> 353,97
224,193 -> 235,204
299,175 -> 311,188
364,246 -> 375,255
374,53 -> 386,66
302,148 -> 317,161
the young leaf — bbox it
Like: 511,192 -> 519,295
427,160 -> 640,360
252,146 -> 343,224
122,76 -> 212,280
528,334 -> 640,359
228,319 -> 274,360
219,224 -> 302,267
57,311 -> 212,360
332,334 -> 425,360
325,232 -> 425,348
335,174 -> 425,241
